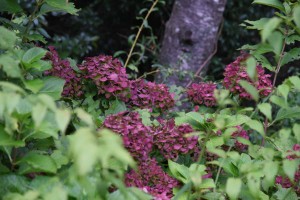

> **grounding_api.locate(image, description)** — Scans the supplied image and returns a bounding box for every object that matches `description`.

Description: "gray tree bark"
[156,0,226,87]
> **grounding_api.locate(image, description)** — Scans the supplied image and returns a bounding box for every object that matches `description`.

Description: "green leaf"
[293,6,300,29]
[275,107,300,122]
[274,186,298,200]
[0,54,21,78]
[0,26,17,50]
[0,174,29,194]
[39,77,65,100]
[270,95,287,108]
[239,80,259,101]
[283,159,298,181]
[258,103,272,121]
[288,76,300,90]
[277,84,290,101]
[0,0,22,13]
[24,79,45,93]
[263,161,278,190]
[75,108,94,127]
[226,178,241,200]
[242,18,270,30]
[22,47,47,65]
[32,103,47,128]
[246,120,265,136]
[41,0,80,15]
[267,31,283,55]
[55,109,71,134]
[253,0,285,12]
[0,130,25,147]
[246,57,257,81]
[293,124,300,142]
[18,152,57,174]
[168,160,190,183]
[50,150,68,169]
[261,17,282,42]
[105,100,127,116]
[281,48,300,67]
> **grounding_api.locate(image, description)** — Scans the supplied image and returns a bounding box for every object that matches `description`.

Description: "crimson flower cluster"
[187,82,217,107]
[129,79,175,111]
[276,144,300,195]
[223,54,272,99]
[103,112,153,161]
[231,126,250,151]
[153,119,198,160]
[44,46,83,98]
[79,55,130,101]
[125,158,179,200]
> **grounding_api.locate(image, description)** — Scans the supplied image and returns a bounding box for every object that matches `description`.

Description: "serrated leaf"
[293,6,300,29]
[281,48,300,67]
[0,0,22,13]
[283,159,298,181]
[39,77,65,100]
[19,152,57,174]
[261,17,282,42]
[0,26,17,50]
[258,103,272,121]
[239,80,259,101]
[253,0,285,12]
[0,54,21,78]
[243,18,270,30]
[275,107,300,122]
[42,0,80,15]
[226,178,241,200]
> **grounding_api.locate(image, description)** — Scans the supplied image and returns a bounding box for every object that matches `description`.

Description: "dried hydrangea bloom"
[79,55,130,101]
[125,158,179,199]
[153,119,198,160]
[103,112,153,161]
[223,54,272,99]
[187,82,217,107]
[129,79,175,112]
[44,46,83,98]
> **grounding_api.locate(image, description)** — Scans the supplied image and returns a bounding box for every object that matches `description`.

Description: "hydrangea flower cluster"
[187,82,217,107]
[276,144,300,195]
[153,119,198,160]
[125,158,179,199]
[223,54,272,99]
[103,112,153,161]
[231,126,250,151]
[129,79,175,111]
[79,55,130,101]
[44,46,83,98]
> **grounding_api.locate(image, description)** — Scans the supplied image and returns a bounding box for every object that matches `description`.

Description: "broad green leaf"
[293,124,300,142]
[288,76,300,90]
[0,26,17,50]
[199,178,215,189]
[41,0,80,15]
[246,120,265,136]
[69,128,99,175]
[0,54,21,78]
[258,103,272,121]
[32,103,47,128]
[283,159,298,181]
[26,60,52,71]
[253,0,285,12]
[105,100,127,116]
[0,128,24,147]
[246,57,257,81]
[247,172,264,198]
[275,107,300,122]
[75,108,94,127]
[39,77,65,100]
[261,17,282,42]
[50,150,68,169]
[55,109,71,134]
[270,95,287,108]
[206,137,224,149]
[267,31,283,55]
[26,33,47,44]
[0,175,29,194]
[0,82,26,94]
[277,84,289,101]
[226,178,241,200]
[263,161,278,190]
[281,48,300,67]
[0,0,22,13]
[274,186,298,200]
[242,18,270,30]
[24,79,44,93]
[168,160,190,183]
[44,185,68,200]
[109,188,152,200]
[18,152,57,174]
[239,80,259,101]
[293,6,300,29]
[225,114,251,127]
[22,47,47,65]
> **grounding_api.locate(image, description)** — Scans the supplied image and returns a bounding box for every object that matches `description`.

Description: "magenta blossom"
[223,54,272,99]
[187,82,217,107]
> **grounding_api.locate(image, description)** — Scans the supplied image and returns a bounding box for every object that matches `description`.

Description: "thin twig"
[137,69,160,80]
[124,0,159,68]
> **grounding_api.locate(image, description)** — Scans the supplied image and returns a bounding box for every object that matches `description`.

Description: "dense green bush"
[0,0,300,199]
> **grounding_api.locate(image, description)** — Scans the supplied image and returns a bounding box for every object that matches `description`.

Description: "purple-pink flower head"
[153,119,198,160]
[231,126,249,151]
[44,46,83,98]
[125,158,179,199]
[79,55,130,101]
[223,54,272,99]
[103,112,153,162]
[129,79,175,112]
[187,82,217,107]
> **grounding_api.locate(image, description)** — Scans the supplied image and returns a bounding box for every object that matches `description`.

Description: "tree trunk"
[156,0,226,87]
